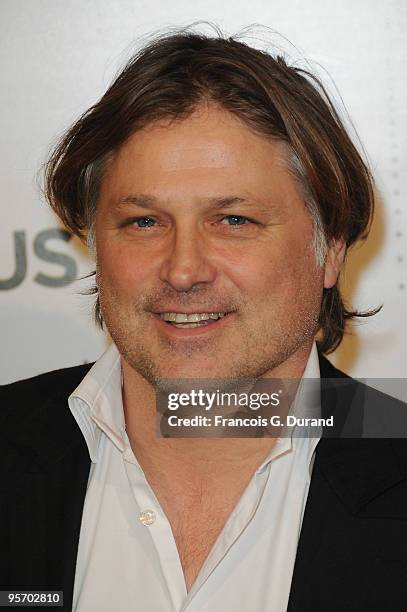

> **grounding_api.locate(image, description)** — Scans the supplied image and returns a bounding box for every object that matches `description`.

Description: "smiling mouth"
[158,311,231,328]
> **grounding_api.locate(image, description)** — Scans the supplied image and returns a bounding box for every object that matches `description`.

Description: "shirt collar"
[69,343,124,462]
[69,342,320,464]
[290,340,321,421]
[256,341,321,472]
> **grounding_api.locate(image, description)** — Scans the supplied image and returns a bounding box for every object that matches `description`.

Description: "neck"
[121,340,314,473]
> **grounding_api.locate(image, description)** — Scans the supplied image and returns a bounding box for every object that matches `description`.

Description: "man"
[1,30,407,612]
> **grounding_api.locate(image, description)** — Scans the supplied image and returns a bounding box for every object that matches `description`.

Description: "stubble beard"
[98,286,321,387]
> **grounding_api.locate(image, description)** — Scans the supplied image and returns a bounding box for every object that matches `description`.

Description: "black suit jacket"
[1,356,407,611]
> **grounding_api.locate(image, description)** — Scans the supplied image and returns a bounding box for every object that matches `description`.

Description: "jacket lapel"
[287,355,407,611]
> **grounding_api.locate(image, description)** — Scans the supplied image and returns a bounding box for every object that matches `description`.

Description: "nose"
[159,225,217,292]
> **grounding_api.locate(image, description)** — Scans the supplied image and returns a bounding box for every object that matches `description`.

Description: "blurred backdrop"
[1,0,406,383]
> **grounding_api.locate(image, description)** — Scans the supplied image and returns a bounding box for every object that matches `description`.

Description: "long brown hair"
[45,28,377,354]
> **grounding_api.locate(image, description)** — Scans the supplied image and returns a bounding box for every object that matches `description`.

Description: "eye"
[131,217,156,229]
[220,215,250,226]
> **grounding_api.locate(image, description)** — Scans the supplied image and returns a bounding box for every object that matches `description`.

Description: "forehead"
[99,104,302,208]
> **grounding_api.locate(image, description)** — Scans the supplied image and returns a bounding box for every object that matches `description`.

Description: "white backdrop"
[1,0,406,384]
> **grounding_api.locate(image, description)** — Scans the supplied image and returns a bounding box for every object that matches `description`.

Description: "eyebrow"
[115,194,248,210]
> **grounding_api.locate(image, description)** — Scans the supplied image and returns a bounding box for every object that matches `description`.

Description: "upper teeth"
[161,312,227,323]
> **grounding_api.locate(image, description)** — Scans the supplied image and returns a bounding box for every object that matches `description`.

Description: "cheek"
[97,242,154,295]
[223,238,320,297]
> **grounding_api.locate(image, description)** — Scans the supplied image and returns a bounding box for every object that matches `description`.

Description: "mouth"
[150,310,235,334]
[159,311,230,328]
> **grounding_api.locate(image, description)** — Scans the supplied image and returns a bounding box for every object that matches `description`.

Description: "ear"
[324,238,346,289]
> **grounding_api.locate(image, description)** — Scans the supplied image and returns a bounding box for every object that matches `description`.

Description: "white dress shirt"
[69,343,321,612]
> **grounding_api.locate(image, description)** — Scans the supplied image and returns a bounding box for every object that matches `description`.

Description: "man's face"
[95,104,340,383]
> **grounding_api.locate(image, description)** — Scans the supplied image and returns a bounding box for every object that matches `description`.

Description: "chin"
[158,361,222,381]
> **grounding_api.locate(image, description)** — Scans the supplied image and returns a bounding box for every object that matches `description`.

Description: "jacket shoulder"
[0,364,94,465]
[0,363,94,406]
[319,353,407,469]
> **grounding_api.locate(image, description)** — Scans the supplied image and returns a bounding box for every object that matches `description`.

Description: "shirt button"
[139,509,156,526]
